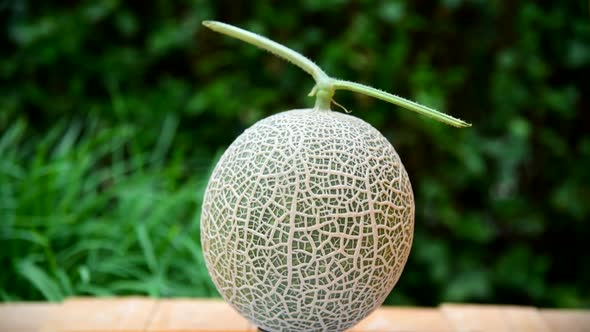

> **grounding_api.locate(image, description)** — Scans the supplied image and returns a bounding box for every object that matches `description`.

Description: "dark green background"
[2,1,589,307]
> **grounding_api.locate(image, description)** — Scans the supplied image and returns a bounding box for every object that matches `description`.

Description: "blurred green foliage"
[1,1,589,307]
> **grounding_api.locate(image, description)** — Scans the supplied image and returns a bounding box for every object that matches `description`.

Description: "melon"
[199,21,469,332]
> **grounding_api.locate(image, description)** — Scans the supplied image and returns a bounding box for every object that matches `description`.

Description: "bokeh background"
[2,1,589,307]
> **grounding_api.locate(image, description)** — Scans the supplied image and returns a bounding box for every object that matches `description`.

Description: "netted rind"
[201,109,414,332]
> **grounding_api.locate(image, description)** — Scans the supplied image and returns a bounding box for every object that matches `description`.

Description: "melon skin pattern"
[201,109,414,332]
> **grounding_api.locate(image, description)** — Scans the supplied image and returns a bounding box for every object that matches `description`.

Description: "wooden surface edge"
[1,298,589,332]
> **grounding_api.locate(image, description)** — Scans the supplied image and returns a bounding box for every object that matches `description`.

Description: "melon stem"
[313,81,335,111]
[202,20,471,127]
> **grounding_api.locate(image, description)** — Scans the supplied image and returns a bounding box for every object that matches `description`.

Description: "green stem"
[202,20,471,127]
[202,21,329,83]
[332,79,470,127]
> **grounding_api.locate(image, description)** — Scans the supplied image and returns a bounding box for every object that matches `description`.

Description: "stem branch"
[202,21,329,83]
[332,80,470,128]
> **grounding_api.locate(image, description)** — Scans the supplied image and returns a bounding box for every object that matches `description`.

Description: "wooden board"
[541,309,590,332]
[39,297,158,332]
[351,307,454,332]
[1,298,588,332]
[146,299,257,332]
[441,304,553,332]
[0,302,58,332]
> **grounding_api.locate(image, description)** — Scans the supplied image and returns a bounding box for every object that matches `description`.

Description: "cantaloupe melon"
[202,109,414,331]
[199,21,469,332]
